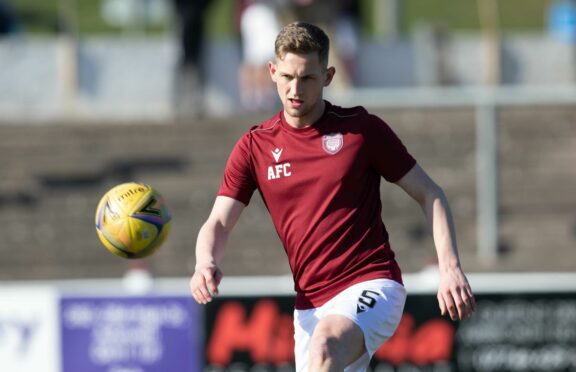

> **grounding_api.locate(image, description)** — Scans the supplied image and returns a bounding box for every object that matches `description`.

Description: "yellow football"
[95,182,171,259]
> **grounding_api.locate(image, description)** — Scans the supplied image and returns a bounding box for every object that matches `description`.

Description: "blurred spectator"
[331,1,360,85]
[234,0,360,109]
[0,1,21,36]
[171,0,212,119]
[237,0,281,113]
[279,0,360,88]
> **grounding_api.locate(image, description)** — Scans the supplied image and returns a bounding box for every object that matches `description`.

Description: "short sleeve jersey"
[218,101,417,309]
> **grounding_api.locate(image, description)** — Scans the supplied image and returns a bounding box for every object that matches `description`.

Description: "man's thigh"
[294,279,407,371]
[310,314,366,367]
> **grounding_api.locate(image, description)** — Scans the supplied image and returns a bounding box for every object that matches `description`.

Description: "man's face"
[269,52,334,128]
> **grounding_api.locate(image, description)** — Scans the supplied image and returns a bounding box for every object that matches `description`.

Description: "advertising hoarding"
[202,292,576,372]
[0,287,60,372]
[60,295,202,372]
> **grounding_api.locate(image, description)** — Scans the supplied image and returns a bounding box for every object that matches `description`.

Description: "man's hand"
[190,264,223,304]
[437,267,476,321]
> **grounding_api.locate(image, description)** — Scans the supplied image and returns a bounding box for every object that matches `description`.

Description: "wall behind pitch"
[2,277,576,372]
[0,36,575,121]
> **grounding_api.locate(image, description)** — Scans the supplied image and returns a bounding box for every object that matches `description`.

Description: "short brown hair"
[274,22,330,67]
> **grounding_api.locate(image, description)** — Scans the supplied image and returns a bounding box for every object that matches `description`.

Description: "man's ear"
[268,61,278,83]
[324,66,336,87]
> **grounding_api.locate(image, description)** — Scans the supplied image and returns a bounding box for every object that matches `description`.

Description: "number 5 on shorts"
[357,290,379,313]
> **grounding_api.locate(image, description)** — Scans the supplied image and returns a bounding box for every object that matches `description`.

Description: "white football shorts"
[293,278,406,372]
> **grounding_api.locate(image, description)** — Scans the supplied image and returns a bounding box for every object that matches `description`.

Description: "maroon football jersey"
[218,101,416,309]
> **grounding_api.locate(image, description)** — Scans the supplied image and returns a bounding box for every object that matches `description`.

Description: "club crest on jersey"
[322,133,343,155]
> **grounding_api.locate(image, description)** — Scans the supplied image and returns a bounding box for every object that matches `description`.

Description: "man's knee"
[309,334,344,369]
[308,316,366,370]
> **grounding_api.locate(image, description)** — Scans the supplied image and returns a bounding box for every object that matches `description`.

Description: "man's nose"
[291,78,303,95]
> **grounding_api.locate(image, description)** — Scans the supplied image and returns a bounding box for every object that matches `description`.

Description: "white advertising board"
[0,286,60,372]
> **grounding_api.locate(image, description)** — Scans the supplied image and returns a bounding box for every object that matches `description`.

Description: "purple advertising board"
[60,295,202,372]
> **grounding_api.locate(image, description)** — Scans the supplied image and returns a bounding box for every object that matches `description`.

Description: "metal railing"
[328,85,576,263]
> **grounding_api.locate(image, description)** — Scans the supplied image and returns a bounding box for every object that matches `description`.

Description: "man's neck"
[284,100,326,129]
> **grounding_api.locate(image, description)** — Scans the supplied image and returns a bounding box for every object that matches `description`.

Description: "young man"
[190,22,476,371]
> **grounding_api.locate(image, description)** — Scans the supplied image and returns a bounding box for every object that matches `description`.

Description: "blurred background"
[0,0,575,371]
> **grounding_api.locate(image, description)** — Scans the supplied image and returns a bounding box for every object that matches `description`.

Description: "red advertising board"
[202,293,576,371]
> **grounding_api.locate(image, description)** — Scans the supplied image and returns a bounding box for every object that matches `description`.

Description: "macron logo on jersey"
[272,148,283,162]
[268,147,291,180]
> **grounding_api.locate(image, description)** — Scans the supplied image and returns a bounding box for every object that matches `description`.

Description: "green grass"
[498,0,554,31]
[8,0,557,36]
[400,0,554,34]
[9,0,233,36]
[362,0,554,37]
[10,0,60,34]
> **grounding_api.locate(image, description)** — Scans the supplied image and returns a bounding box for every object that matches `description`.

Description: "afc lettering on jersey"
[267,163,292,180]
